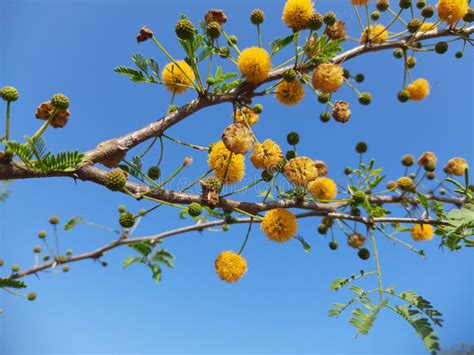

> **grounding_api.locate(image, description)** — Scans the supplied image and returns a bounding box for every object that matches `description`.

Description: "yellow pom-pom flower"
[275,80,305,106]
[405,78,430,101]
[420,22,437,32]
[312,63,345,94]
[437,0,468,25]
[237,47,272,85]
[411,224,434,241]
[444,157,468,176]
[282,0,315,31]
[215,251,247,283]
[261,208,298,243]
[233,107,260,126]
[360,24,388,44]
[162,60,195,94]
[208,141,245,185]
[284,157,319,187]
[352,0,371,5]
[308,177,337,201]
[250,139,284,172]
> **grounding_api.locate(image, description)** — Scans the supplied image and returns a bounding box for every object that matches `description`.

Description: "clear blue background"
[1,0,473,354]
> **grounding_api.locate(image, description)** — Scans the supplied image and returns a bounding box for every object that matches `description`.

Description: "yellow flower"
[360,24,388,44]
[215,251,247,283]
[162,60,195,94]
[312,63,344,94]
[282,0,315,31]
[352,0,370,5]
[444,157,468,176]
[233,107,260,126]
[405,78,430,101]
[261,208,298,243]
[275,80,305,106]
[420,22,437,32]
[222,123,254,155]
[284,157,319,186]
[411,224,434,241]
[437,0,468,25]
[308,177,337,201]
[237,47,272,85]
[208,141,245,185]
[418,151,437,167]
[250,139,284,172]
[397,176,415,192]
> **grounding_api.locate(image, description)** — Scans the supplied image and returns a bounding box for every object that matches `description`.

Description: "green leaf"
[350,300,388,336]
[114,66,143,77]
[64,217,84,231]
[0,278,26,289]
[295,234,311,252]
[123,256,143,268]
[392,305,441,353]
[270,34,295,54]
[329,271,376,291]
[129,241,155,257]
[132,53,148,73]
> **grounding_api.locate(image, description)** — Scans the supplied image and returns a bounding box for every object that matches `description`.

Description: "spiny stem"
[162,134,209,151]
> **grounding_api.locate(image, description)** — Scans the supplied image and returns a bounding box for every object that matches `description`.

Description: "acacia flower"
[233,107,260,126]
[208,141,245,184]
[275,80,305,106]
[215,251,247,282]
[418,151,437,167]
[360,24,388,44]
[444,157,468,176]
[261,208,298,243]
[437,0,468,24]
[284,156,319,186]
[222,123,254,155]
[237,47,272,85]
[352,0,370,5]
[312,63,344,94]
[397,176,415,192]
[420,22,438,31]
[405,78,430,101]
[250,139,284,172]
[308,177,337,201]
[347,233,366,248]
[162,60,195,94]
[411,224,434,241]
[282,0,315,31]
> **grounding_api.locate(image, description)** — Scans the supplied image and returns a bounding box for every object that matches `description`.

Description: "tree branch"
[9,212,451,280]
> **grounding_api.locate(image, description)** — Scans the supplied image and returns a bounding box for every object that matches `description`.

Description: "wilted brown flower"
[205,9,227,25]
[35,101,71,128]
[332,100,351,123]
[136,26,153,43]
[222,123,254,155]
[325,20,346,40]
[314,160,328,176]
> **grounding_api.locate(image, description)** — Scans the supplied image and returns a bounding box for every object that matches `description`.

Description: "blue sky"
[1,0,473,354]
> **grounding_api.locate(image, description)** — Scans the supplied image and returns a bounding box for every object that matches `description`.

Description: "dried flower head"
[222,123,254,155]
[250,139,284,172]
[312,63,344,93]
[284,156,319,186]
[332,100,351,123]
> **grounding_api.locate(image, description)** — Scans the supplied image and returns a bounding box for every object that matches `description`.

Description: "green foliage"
[2,137,85,173]
[329,270,376,291]
[114,54,161,83]
[270,34,296,55]
[0,278,26,289]
[295,234,311,252]
[438,205,474,250]
[123,241,175,282]
[64,217,84,231]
